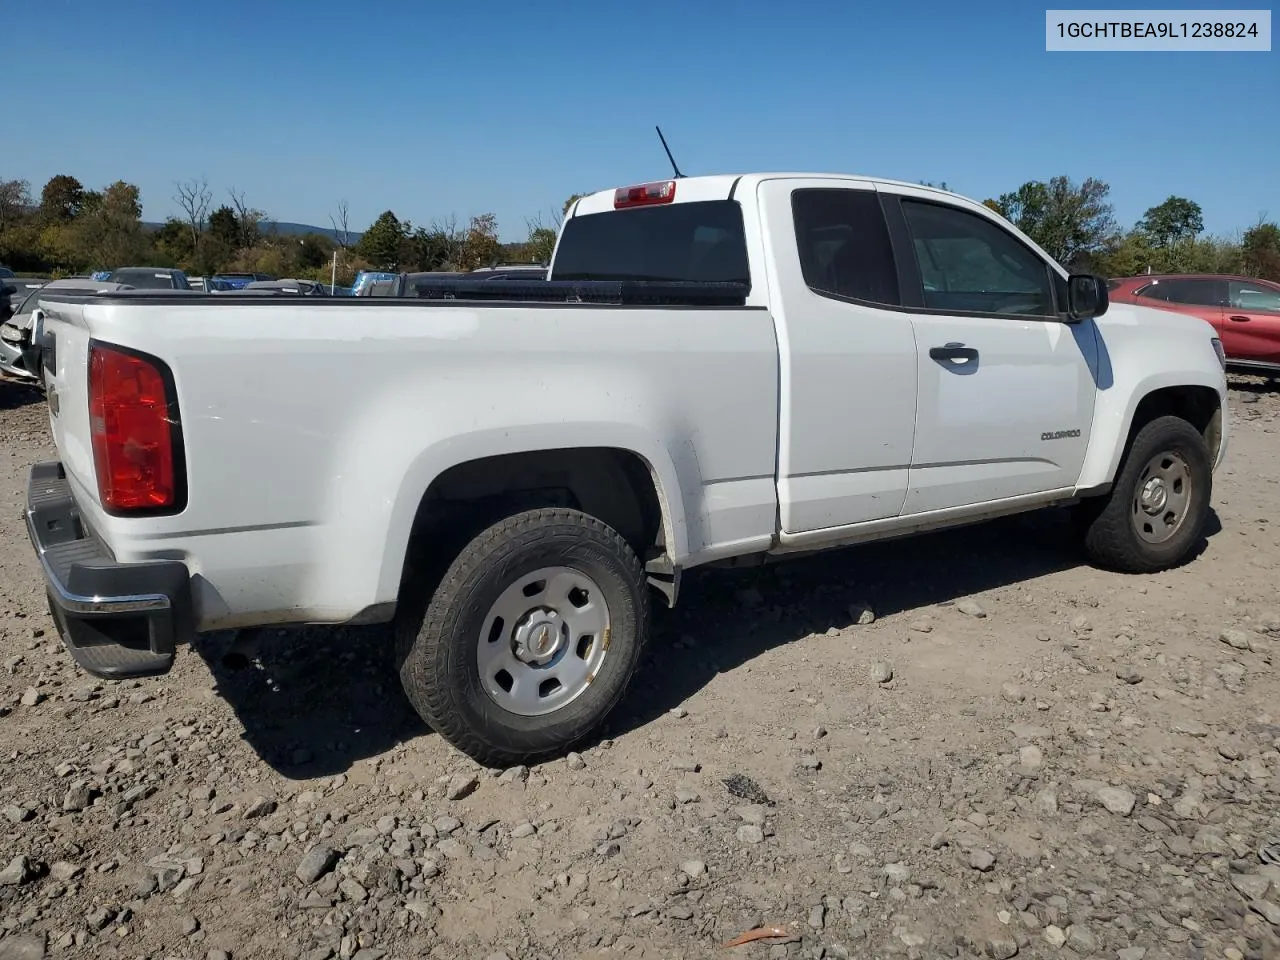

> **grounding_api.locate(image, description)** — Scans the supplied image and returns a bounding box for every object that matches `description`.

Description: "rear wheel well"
[402,447,667,592]
[1128,386,1221,456]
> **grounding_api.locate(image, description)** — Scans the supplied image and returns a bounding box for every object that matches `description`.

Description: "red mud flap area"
[24,461,193,680]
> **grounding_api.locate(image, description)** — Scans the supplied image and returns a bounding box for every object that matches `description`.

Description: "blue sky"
[7,0,1277,239]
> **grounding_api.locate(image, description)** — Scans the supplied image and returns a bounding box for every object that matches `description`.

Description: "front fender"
[1075,305,1227,492]
[1077,367,1227,492]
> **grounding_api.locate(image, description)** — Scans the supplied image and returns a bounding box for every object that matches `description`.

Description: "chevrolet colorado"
[24,173,1228,766]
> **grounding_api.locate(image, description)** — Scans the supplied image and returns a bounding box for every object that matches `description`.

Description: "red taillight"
[88,343,180,512]
[613,180,676,208]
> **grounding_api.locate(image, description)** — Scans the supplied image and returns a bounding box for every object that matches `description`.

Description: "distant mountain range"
[142,221,363,243]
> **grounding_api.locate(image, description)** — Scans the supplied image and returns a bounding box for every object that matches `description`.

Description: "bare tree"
[227,187,265,248]
[173,177,212,255]
[330,199,352,250]
[430,214,464,269]
[524,212,559,265]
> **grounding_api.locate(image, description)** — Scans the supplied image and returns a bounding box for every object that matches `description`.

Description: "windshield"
[552,200,750,285]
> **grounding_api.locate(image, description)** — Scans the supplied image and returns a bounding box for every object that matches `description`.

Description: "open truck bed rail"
[38,279,752,309]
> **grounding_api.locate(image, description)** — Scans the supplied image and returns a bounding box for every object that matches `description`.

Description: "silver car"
[0,279,133,380]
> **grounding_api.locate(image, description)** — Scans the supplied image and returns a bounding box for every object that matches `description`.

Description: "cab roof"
[568,173,966,218]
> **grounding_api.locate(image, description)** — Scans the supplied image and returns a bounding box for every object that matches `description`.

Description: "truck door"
[881,186,1098,515]
[1224,278,1280,369]
[759,179,918,533]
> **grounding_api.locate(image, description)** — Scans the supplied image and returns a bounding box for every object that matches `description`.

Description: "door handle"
[929,343,979,364]
[1228,315,1251,322]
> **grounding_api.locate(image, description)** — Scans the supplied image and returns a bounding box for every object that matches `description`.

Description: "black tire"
[396,507,649,768]
[1080,415,1212,573]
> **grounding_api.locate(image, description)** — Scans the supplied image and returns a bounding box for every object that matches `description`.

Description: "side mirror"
[1066,274,1109,321]
[0,284,15,297]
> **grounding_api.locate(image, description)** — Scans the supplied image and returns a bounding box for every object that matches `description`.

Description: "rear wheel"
[1079,415,1212,573]
[396,507,648,768]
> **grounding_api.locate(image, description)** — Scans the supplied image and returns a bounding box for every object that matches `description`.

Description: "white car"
[25,172,1228,766]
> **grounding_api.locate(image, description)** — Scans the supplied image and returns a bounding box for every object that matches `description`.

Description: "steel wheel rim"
[476,566,611,717]
[1131,450,1192,545]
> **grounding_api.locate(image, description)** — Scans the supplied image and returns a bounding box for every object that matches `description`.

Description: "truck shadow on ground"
[190,506,1222,777]
[604,506,1222,743]
[190,625,425,780]
[0,381,44,411]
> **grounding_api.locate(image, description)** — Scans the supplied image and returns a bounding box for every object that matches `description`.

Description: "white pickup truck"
[25,173,1228,766]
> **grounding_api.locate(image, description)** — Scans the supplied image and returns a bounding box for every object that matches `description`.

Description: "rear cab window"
[551,200,750,286]
[791,188,900,305]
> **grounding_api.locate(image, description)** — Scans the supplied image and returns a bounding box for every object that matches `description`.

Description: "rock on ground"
[1096,786,1137,816]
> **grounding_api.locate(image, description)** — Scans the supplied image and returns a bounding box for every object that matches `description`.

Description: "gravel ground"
[2,376,1280,960]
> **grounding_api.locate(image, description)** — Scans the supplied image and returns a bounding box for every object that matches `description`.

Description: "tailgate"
[36,299,102,511]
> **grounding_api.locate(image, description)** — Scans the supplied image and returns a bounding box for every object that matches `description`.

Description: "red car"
[1108,274,1280,377]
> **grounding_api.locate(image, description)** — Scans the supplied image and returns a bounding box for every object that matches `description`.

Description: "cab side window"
[900,199,1056,318]
[1136,278,1226,306]
[1229,280,1280,313]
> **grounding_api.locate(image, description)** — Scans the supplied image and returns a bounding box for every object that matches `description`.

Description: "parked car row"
[354,263,549,297]
[1,260,552,376]
[86,268,284,290]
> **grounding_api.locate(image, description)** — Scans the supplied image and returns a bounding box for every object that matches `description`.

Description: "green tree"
[36,222,77,272]
[1242,221,1280,281]
[208,205,240,251]
[103,180,142,219]
[1161,235,1241,275]
[356,210,406,269]
[526,227,557,264]
[521,210,559,265]
[79,189,103,215]
[459,213,501,270]
[153,217,195,266]
[1091,230,1156,277]
[992,176,1117,267]
[71,180,149,269]
[1092,228,1246,279]
[296,233,335,271]
[1137,196,1204,249]
[562,194,585,215]
[39,175,85,221]
[193,205,243,274]
[402,220,463,272]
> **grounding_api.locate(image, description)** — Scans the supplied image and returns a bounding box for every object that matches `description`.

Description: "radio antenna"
[655,125,686,179]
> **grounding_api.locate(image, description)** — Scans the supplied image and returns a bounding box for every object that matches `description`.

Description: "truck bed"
[34,288,781,631]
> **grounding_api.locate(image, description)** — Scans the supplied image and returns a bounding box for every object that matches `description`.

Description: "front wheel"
[396,508,649,768]
[1079,415,1212,573]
